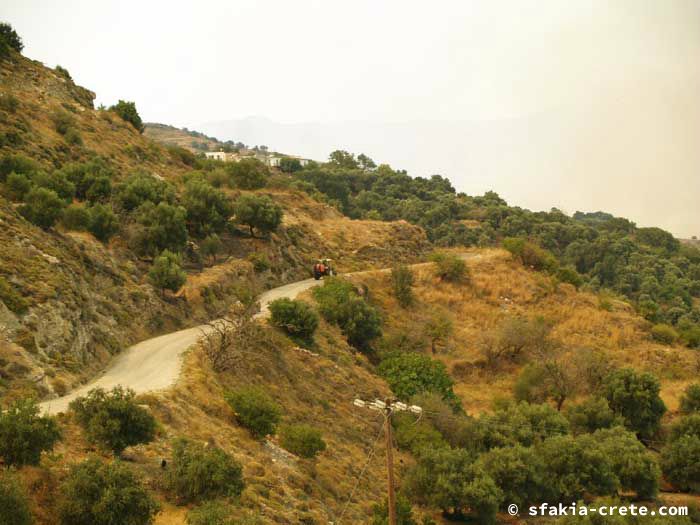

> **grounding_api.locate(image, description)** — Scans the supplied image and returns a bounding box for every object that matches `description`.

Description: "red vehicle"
[313,258,335,280]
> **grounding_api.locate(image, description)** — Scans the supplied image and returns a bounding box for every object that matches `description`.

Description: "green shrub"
[651,323,679,344]
[391,264,414,307]
[183,179,232,236]
[58,458,159,525]
[279,157,302,173]
[69,386,156,455]
[55,65,72,81]
[603,368,666,439]
[0,276,29,314]
[227,158,269,189]
[477,401,569,449]
[32,170,75,202]
[565,397,623,435]
[279,424,326,458]
[0,471,32,525]
[429,252,468,282]
[268,298,319,340]
[371,494,419,525]
[312,278,381,350]
[200,234,222,264]
[62,203,91,231]
[393,412,448,456]
[225,386,281,438]
[0,154,39,182]
[680,325,700,349]
[556,266,583,288]
[378,352,460,409]
[116,171,175,211]
[167,438,244,503]
[187,501,236,525]
[0,22,23,54]
[0,92,19,113]
[503,237,558,272]
[51,109,76,135]
[19,187,66,229]
[233,194,282,237]
[148,250,187,294]
[64,127,83,146]
[133,202,188,257]
[662,435,700,492]
[88,203,119,242]
[5,172,32,200]
[680,384,700,415]
[0,398,60,467]
[109,100,144,132]
[247,252,270,272]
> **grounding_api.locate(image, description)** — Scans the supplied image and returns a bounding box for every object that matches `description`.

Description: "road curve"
[39,253,481,415]
[40,277,322,415]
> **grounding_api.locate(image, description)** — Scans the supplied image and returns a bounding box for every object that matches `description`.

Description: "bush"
[183,179,232,236]
[680,384,700,414]
[279,157,302,173]
[32,170,75,202]
[268,298,319,340]
[393,413,448,455]
[200,233,222,264]
[148,250,187,294]
[167,438,244,503]
[371,494,419,525]
[556,266,583,288]
[225,386,281,438]
[0,398,61,466]
[0,154,39,182]
[378,352,460,409]
[247,252,270,272]
[0,92,19,113]
[312,278,381,351]
[227,158,269,189]
[603,368,666,439]
[565,397,623,435]
[116,171,175,211]
[64,127,83,146]
[651,323,679,345]
[404,447,502,524]
[187,501,237,525]
[669,414,700,442]
[0,276,29,314]
[51,109,76,135]
[502,237,558,272]
[58,458,159,525]
[109,100,144,132]
[88,203,119,242]
[69,386,156,455]
[279,424,326,458]
[5,172,32,200]
[19,187,66,229]
[429,252,469,282]
[0,471,32,525]
[662,435,700,492]
[62,203,91,231]
[391,264,414,307]
[233,194,282,237]
[477,401,569,449]
[133,202,188,257]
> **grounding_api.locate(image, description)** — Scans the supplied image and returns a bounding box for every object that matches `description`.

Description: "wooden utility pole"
[352,398,423,525]
[384,400,397,525]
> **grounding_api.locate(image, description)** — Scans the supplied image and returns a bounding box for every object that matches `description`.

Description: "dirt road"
[39,277,322,415]
[39,253,482,415]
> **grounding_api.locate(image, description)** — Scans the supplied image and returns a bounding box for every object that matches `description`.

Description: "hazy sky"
[5,1,700,236]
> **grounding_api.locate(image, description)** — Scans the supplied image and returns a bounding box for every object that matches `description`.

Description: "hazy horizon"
[5,0,700,236]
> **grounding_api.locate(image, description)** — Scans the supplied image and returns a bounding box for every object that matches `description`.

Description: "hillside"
[143,123,242,154]
[2,24,700,525]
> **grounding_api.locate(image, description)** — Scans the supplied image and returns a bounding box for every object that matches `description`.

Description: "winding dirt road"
[39,253,481,415]
[39,277,322,415]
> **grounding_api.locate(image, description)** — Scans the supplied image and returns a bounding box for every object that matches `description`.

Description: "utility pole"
[353,398,423,525]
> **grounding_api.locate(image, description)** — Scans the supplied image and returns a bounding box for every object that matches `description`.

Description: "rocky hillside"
[0,52,428,402]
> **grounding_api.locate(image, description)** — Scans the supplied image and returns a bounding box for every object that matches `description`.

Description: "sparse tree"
[183,179,232,236]
[109,100,144,133]
[680,384,700,415]
[148,250,187,295]
[200,303,263,372]
[424,312,452,354]
[200,233,222,265]
[233,194,283,237]
[0,22,24,55]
